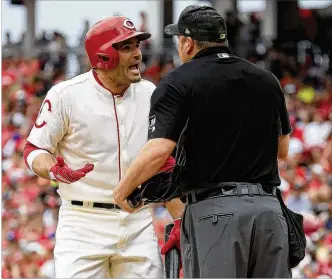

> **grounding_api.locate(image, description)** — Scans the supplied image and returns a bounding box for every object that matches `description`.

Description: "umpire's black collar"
[192,45,234,60]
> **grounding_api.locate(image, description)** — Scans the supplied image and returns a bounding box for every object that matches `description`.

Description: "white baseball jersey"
[27,70,155,203]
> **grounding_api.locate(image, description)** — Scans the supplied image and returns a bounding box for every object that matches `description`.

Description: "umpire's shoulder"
[156,65,188,87]
[168,63,191,80]
[150,67,188,107]
[240,58,281,88]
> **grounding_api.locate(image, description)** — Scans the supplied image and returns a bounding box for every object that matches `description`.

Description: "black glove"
[127,137,188,209]
[127,165,183,208]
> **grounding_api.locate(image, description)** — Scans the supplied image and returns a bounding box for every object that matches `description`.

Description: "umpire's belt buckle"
[238,182,249,196]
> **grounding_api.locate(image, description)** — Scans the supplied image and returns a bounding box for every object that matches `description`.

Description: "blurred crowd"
[276,57,332,278]
[2,11,332,279]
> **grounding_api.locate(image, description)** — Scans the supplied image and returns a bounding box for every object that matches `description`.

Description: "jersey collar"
[91,70,132,99]
[192,46,234,60]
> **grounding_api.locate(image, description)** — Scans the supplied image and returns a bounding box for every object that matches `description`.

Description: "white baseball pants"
[54,199,165,278]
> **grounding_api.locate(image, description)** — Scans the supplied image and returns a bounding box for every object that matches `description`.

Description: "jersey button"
[117,236,127,249]
[117,240,125,249]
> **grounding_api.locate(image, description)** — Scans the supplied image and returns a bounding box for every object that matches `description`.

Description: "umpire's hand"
[114,188,141,213]
[118,156,177,212]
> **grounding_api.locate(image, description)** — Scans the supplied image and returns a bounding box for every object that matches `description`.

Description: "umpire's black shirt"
[148,46,291,192]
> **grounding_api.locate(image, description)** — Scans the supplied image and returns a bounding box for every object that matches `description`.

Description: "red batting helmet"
[85,16,151,70]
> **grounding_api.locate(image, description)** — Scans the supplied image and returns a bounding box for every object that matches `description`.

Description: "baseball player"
[23,16,166,278]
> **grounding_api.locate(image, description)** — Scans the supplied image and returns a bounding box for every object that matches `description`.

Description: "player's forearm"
[31,153,56,179]
[24,142,56,180]
[165,198,185,220]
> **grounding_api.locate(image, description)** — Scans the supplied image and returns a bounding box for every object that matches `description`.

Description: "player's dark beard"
[111,64,141,87]
[104,74,129,94]
[123,63,141,84]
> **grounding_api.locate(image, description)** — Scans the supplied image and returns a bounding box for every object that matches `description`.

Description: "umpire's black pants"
[180,188,291,278]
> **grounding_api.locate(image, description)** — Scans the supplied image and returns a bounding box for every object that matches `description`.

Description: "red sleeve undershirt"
[23,141,47,167]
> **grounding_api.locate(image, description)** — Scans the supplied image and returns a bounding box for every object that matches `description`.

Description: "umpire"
[114,5,293,278]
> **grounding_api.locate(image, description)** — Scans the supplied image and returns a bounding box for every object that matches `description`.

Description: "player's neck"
[93,70,129,96]
[105,82,129,96]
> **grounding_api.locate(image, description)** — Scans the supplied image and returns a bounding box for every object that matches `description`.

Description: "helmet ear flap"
[97,53,110,62]
[95,43,119,69]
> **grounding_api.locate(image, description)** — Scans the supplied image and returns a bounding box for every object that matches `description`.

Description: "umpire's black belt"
[185,182,277,205]
[71,200,121,210]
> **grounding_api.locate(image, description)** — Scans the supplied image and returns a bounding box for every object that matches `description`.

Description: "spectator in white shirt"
[304,109,332,148]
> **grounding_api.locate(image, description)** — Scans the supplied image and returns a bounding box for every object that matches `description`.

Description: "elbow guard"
[23,142,51,174]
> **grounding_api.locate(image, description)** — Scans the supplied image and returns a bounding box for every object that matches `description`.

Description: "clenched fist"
[49,156,94,184]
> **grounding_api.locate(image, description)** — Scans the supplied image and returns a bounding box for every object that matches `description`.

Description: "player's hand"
[161,218,181,254]
[49,156,94,184]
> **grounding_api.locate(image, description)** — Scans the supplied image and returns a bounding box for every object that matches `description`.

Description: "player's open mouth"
[129,63,139,75]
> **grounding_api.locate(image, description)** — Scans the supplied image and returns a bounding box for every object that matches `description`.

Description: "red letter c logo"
[35,100,52,128]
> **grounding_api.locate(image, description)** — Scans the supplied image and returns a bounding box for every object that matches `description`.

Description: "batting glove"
[49,156,94,184]
[161,218,181,254]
